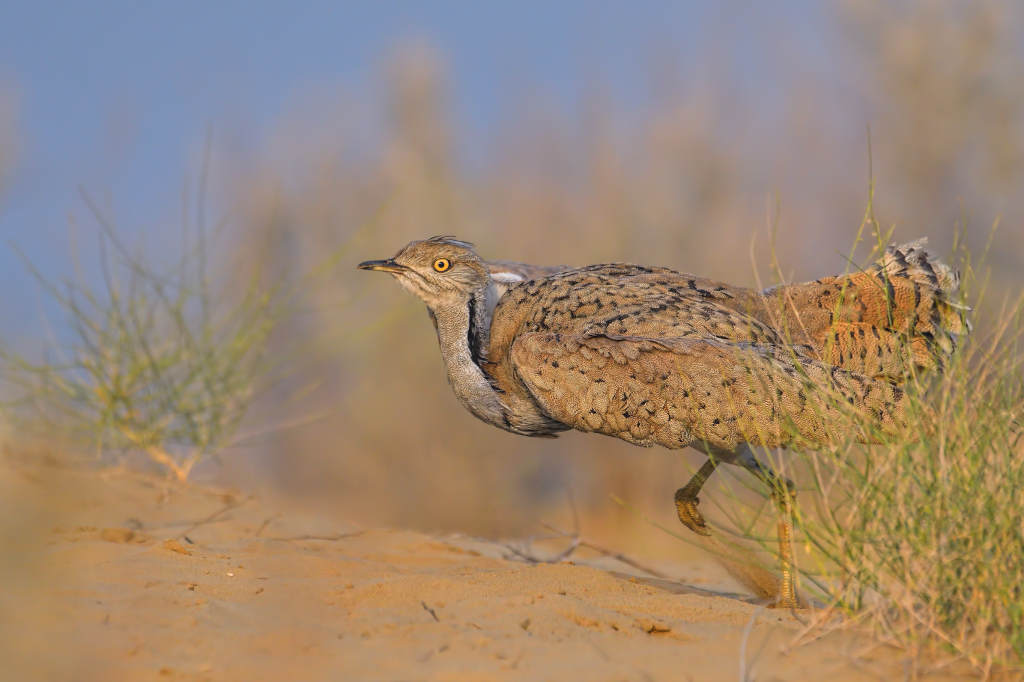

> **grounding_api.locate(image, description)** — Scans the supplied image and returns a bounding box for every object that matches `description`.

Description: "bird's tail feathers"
[859,238,970,366]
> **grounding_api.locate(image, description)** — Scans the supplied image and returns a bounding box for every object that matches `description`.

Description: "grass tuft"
[717,200,1024,675]
[795,293,1024,672]
[0,190,308,481]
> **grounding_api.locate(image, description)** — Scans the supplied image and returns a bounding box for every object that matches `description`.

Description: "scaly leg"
[736,450,800,609]
[674,457,719,537]
[772,489,799,609]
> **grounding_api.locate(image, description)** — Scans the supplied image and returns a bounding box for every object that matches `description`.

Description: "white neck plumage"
[429,288,511,431]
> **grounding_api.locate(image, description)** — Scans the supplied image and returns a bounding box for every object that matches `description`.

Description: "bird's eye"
[433,258,451,272]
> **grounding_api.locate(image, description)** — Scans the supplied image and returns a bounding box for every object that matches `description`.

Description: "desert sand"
[2,459,972,682]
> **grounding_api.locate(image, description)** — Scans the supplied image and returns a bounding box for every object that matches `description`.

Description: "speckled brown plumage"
[483,240,963,446]
[750,239,967,379]
[507,334,910,452]
[360,236,964,607]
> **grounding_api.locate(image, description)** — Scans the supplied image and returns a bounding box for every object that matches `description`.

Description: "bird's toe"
[674,493,712,537]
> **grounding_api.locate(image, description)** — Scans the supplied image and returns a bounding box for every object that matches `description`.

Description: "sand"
[1,460,972,681]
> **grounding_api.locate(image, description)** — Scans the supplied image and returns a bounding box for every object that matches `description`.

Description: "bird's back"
[483,264,782,427]
[483,242,965,430]
[487,263,779,355]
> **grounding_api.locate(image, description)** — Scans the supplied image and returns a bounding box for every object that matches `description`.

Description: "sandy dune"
[2,461,968,681]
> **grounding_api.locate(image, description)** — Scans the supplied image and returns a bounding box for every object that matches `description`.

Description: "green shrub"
[0,192,310,481]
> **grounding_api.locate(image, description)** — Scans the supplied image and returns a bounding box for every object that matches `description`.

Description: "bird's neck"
[430,292,509,430]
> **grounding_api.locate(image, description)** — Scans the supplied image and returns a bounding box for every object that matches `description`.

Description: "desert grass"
[793,297,1024,675]
[696,208,1024,676]
[0,173,349,481]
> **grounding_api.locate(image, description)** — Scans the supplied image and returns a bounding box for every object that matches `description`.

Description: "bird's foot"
[767,591,801,610]
[674,490,712,537]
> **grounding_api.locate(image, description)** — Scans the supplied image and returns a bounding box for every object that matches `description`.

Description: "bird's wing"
[510,333,916,451]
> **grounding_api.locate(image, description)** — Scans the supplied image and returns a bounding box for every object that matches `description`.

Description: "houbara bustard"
[359,236,965,607]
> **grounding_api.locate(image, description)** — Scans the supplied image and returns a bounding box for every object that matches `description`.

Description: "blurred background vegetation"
[1,0,1022,555]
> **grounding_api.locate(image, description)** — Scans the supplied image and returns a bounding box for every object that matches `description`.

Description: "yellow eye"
[433,258,451,272]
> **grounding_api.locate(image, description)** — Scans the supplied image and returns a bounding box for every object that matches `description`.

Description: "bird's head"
[358,236,491,310]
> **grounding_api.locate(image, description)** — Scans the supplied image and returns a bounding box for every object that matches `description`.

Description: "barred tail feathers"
[758,238,970,378]
[867,238,970,339]
[847,238,970,372]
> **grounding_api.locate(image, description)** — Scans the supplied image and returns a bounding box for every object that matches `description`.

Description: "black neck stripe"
[467,295,484,367]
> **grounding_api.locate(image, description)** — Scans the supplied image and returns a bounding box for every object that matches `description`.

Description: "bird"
[358,236,965,607]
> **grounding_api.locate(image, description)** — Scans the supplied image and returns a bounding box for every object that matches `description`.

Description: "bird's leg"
[738,451,800,609]
[674,457,719,537]
[772,488,799,609]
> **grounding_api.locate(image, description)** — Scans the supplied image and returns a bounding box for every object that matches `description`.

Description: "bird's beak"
[357,259,408,274]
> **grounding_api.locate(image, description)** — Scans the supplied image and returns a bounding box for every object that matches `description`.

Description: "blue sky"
[0,1,831,331]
